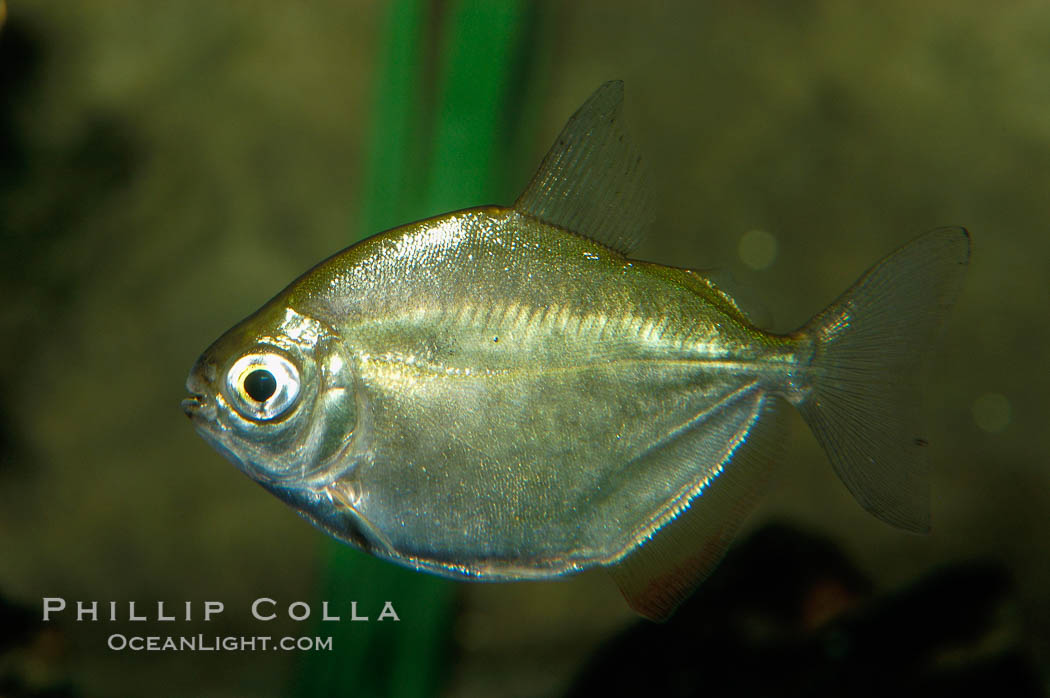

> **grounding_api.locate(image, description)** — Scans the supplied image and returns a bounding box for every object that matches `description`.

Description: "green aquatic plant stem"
[294,1,539,696]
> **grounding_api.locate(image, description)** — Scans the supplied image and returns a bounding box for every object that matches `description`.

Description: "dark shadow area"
[567,523,1045,698]
[0,589,78,697]
[0,18,139,476]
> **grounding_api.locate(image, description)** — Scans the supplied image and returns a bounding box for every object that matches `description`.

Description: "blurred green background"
[0,1,1047,696]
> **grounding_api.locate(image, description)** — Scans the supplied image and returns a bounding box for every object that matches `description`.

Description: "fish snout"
[181,393,215,420]
[183,356,219,421]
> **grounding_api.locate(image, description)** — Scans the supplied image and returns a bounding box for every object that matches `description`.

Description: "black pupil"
[243,369,277,402]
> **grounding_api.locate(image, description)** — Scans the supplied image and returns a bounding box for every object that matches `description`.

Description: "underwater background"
[0,1,1047,696]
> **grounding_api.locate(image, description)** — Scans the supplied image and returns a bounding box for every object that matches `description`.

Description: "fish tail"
[791,227,970,532]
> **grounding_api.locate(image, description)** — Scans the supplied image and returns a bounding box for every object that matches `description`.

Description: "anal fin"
[608,395,786,621]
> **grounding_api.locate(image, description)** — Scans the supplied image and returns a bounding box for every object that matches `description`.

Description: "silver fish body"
[184,83,969,618]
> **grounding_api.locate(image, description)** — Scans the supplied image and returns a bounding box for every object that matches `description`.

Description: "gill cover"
[191,303,363,488]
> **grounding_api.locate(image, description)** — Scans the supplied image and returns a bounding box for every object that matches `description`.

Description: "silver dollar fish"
[183,82,969,619]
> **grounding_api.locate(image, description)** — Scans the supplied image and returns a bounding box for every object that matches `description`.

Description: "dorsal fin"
[514,81,654,256]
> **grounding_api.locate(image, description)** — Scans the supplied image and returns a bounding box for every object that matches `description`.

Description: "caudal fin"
[794,228,971,532]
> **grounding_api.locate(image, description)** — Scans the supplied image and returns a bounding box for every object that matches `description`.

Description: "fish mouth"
[182,393,220,426]
[181,393,209,418]
[183,369,217,421]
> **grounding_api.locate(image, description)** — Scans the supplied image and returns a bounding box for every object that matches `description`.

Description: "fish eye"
[243,369,277,402]
[225,352,301,421]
